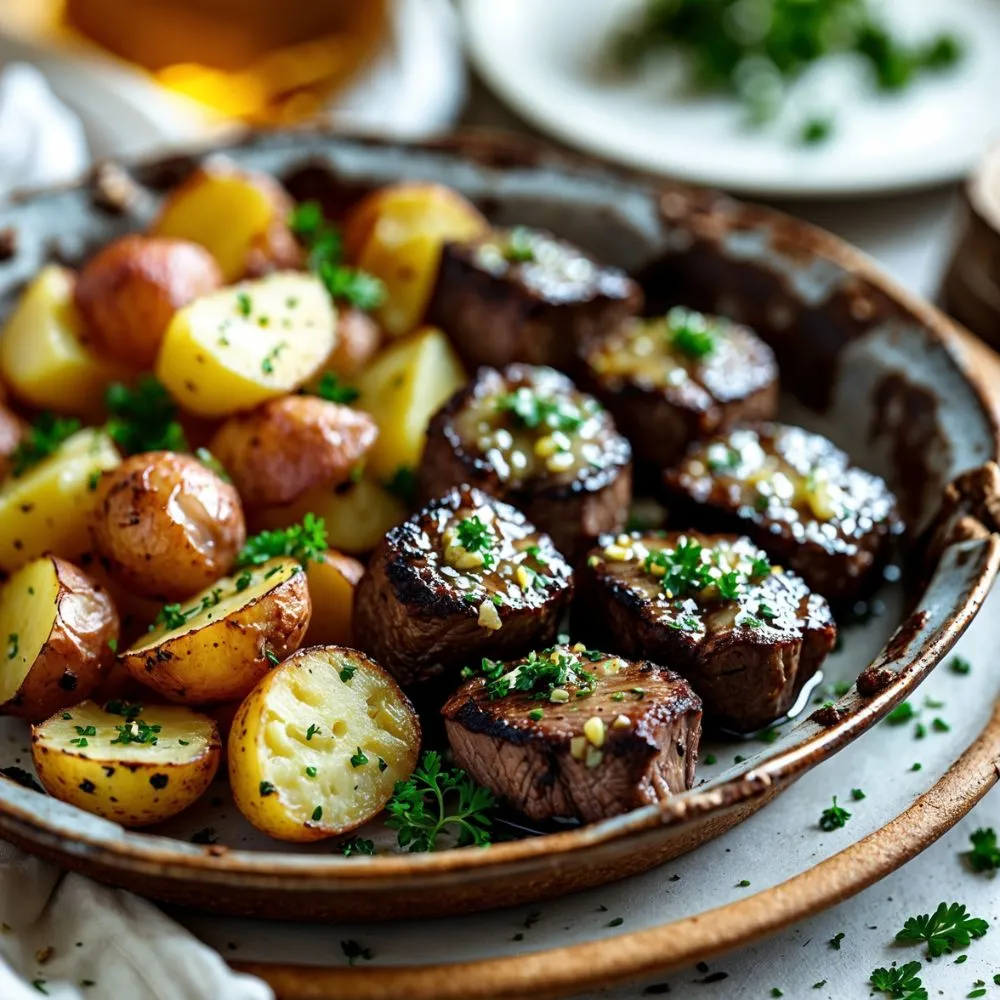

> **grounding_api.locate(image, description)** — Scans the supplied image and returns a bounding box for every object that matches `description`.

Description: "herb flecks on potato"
[32,700,220,827]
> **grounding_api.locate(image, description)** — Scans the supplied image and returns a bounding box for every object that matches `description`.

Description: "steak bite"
[578,531,836,732]
[579,308,778,469]
[419,364,632,560]
[442,644,702,823]
[426,226,642,372]
[661,423,902,603]
[353,485,573,690]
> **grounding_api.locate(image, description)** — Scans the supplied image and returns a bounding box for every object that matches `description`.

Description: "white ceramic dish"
[463,0,1000,198]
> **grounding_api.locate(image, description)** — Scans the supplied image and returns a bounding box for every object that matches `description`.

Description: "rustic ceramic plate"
[0,130,998,923]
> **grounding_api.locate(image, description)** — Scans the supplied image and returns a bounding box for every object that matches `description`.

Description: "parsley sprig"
[465,647,598,701]
[965,828,1000,873]
[236,513,328,568]
[455,516,497,568]
[313,371,360,405]
[819,796,851,831]
[869,961,927,1000]
[495,387,584,434]
[289,200,386,311]
[895,902,989,958]
[104,377,188,455]
[385,751,495,852]
[11,412,81,477]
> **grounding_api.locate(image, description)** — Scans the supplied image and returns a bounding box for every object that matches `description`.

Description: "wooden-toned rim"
[235,689,1000,1000]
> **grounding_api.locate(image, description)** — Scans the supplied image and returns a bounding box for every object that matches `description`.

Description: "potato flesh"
[156,272,335,417]
[303,551,364,647]
[128,557,301,653]
[355,326,466,480]
[0,266,127,419]
[0,558,61,705]
[256,649,417,831]
[0,429,121,572]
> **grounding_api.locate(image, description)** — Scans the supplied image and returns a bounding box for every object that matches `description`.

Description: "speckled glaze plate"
[0,130,999,925]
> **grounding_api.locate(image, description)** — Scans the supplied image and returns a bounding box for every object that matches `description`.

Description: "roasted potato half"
[75,234,223,368]
[229,646,420,842]
[252,476,408,556]
[0,265,128,420]
[156,272,336,418]
[344,183,488,336]
[209,396,378,508]
[91,451,246,601]
[304,550,365,647]
[150,163,301,282]
[0,428,121,573]
[0,557,119,720]
[32,700,221,827]
[121,557,311,704]
[354,326,466,481]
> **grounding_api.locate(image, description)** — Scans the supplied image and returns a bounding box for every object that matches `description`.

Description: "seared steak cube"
[578,531,836,731]
[419,364,632,560]
[442,644,701,823]
[661,423,902,602]
[427,226,642,372]
[353,485,573,689]
[580,308,778,469]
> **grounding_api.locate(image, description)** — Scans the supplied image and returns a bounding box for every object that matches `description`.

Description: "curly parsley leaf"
[236,513,327,568]
[818,796,851,831]
[896,902,989,958]
[869,961,927,1000]
[12,412,81,476]
[965,828,1000,873]
[104,377,188,455]
[385,750,495,852]
[312,371,360,405]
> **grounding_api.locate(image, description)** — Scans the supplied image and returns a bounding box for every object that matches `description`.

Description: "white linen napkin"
[0,842,273,1000]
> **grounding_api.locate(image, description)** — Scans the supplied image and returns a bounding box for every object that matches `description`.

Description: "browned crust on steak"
[427,227,642,372]
[579,315,778,468]
[661,423,902,603]
[442,649,701,822]
[577,531,836,732]
[352,485,573,689]
[419,364,632,560]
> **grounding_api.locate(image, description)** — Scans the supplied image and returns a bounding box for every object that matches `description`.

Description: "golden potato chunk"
[304,550,365,647]
[32,700,220,827]
[150,163,301,282]
[0,428,121,573]
[229,646,420,842]
[344,183,488,336]
[75,234,223,368]
[0,557,119,720]
[210,396,378,508]
[121,557,311,704]
[0,265,128,420]
[155,272,336,418]
[91,451,245,601]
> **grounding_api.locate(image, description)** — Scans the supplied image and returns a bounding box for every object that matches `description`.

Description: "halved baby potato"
[120,557,311,704]
[0,265,128,420]
[32,700,221,827]
[0,557,119,720]
[0,428,121,573]
[155,271,336,418]
[150,163,302,282]
[228,646,420,842]
[304,549,365,647]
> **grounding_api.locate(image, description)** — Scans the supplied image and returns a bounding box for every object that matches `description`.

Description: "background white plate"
[463,0,1000,198]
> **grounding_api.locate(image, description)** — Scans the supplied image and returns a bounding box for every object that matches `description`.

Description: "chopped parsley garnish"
[305,724,320,741]
[455,515,497,568]
[104,377,188,455]
[12,413,81,477]
[260,342,285,375]
[495,387,585,434]
[869,961,926,1000]
[818,796,850,831]
[504,227,536,263]
[851,788,866,801]
[340,939,373,966]
[886,701,916,725]
[237,513,327,567]
[965,828,1000,873]
[152,588,223,633]
[74,726,97,737]
[194,448,230,482]
[259,781,276,797]
[104,700,143,719]
[383,466,417,505]
[304,766,317,778]
[339,664,357,683]
[475,648,596,701]
[338,837,375,857]
[235,291,252,317]
[264,649,280,666]
[313,371,360,405]
[350,747,369,768]
[528,708,544,721]
[800,116,834,145]
[385,750,495,851]
[829,932,845,950]
[896,902,989,958]
[666,306,718,359]
[950,656,972,675]
[312,805,323,822]
[110,719,161,746]
[234,571,253,592]
[289,199,386,310]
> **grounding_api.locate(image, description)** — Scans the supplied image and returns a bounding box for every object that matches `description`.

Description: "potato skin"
[304,549,365,647]
[75,235,223,368]
[0,557,119,721]
[324,308,383,377]
[91,451,246,600]
[210,396,379,508]
[0,401,24,480]
[120,560,311,704]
